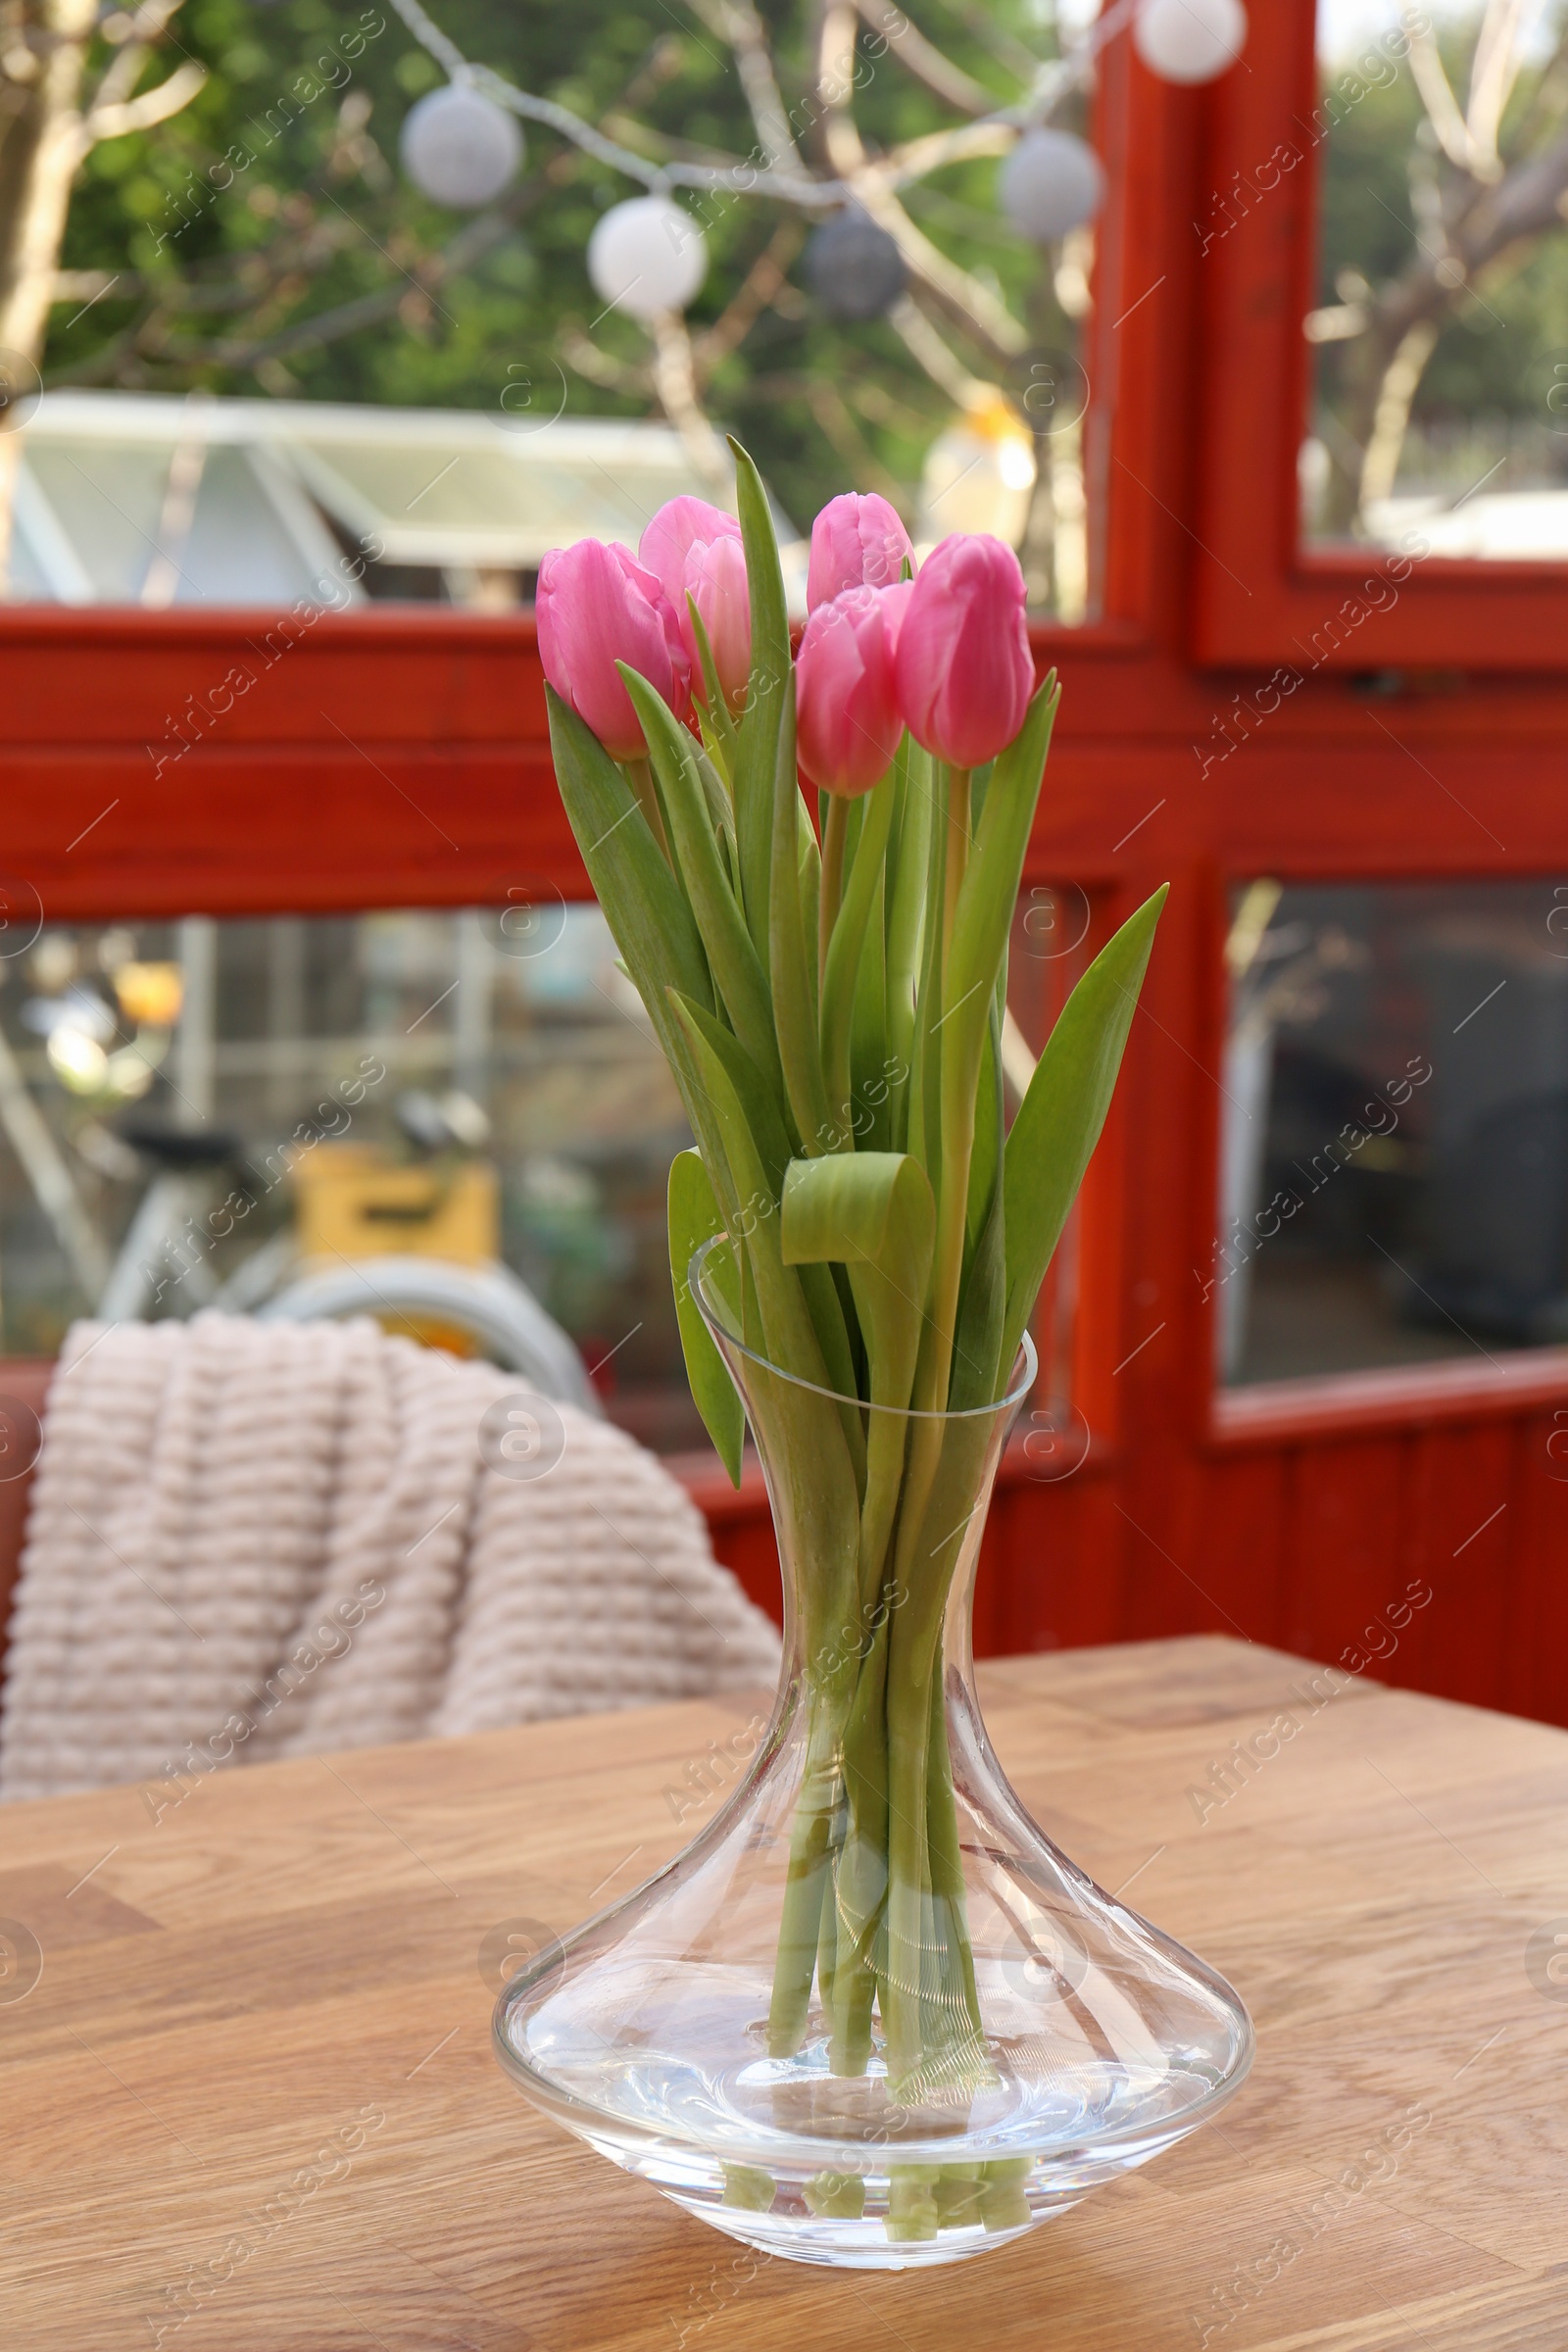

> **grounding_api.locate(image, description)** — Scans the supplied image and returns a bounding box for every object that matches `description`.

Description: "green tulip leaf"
[671,988,860,1409]
[731,440,790,967]
[618,664,781,1104]
[780,1151,934,1417]
[769,689,834,1153]
[544,685,712,1064]
[1001,883,1169,1370]
[780,1148,935,1603]
[668,1149,745,1487]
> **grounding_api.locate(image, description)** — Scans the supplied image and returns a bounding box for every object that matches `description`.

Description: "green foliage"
[47,0,1076,525]
[1316,28,1568,445]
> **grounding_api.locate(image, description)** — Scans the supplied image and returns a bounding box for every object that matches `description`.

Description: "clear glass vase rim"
[690,1231,1039,1422]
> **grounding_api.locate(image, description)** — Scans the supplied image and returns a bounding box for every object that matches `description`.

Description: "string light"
[999,128,1104,245]
[400,80,524,209]
[1134,0,1248,86]
[587,195,709,321]
[804,212,906,321]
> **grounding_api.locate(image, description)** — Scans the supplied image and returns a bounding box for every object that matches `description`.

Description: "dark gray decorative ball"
[805,212,906,323]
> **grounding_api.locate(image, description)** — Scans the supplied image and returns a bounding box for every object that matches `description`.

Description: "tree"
[1314,1,1568,535]
[0,0,205,573]
[4,0,1102,607]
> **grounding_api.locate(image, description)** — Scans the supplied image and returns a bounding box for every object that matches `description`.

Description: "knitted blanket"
[0,1312,779,1801]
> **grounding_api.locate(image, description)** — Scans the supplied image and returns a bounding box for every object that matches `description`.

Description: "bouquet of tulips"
[538,445,1164,2103]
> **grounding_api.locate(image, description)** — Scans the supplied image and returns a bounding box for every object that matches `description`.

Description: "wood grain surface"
[2,1636,1565,2350]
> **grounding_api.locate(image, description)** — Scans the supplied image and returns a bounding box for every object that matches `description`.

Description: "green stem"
[916,766,977,1421]
[828,1591,895,2075]
[924,1662,988,2072]
[883,743,928,1153]
[882,1639,933,2095]
[941,767,971,991]
[819,793,849,998]
[819,777,895,1148]
[768,1687,846,2056]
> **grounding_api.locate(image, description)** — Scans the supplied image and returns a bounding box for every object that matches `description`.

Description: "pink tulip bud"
[639,496,750,710]
[808,492,912,610]
[639,496,742,612]
[537,538,692,763]
[684,534,752,712]
[795,585,905,799]
[894,534,1034,769]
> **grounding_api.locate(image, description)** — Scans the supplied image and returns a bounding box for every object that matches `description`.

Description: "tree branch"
[1466,0,1529,172]
[559,323,652,394]
[856,0,995,117]
[1406,21,1481,174]
[84,57,204,143]
[815,0,1026,359]
[685,0,802,171]
[691,216,805,375]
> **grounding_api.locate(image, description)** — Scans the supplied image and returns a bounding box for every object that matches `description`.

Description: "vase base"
[669,2196,1049,2270]
[499,1944,1250,2268]
[559,2096,1219,2267]
[636,2157,1102,2267]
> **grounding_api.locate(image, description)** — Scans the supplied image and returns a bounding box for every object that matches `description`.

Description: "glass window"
[1217,876,1568,1387]
[2,2,1104,619]
[0,904,702,1450]
[1304,1,1568,560]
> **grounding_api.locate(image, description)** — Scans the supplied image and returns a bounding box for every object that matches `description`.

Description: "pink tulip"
[536,538,691,762]
[684,533,752,711]
[795,585,905,799]
[807,492,912,610]
[639,496,750,710]
[639,495,741,607]
[894,534,1034,769]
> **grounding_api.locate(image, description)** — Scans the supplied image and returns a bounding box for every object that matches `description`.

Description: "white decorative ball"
[587,195,709,321]
[999,129,1104,245]
[401,83,523,209]
[1135,0,1248,84]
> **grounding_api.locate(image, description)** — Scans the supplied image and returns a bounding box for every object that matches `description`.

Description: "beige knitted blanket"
[0,1312,779,1802]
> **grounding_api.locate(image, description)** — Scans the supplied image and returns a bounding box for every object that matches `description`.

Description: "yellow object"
[292,1144,499,1267]
[115,961,183,1028]
[916,388,1037,549]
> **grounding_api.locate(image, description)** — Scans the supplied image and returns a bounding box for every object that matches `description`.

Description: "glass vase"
[494,1239,1253,2270]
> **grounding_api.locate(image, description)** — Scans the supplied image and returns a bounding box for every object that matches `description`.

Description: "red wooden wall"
[2,1,1566,1723]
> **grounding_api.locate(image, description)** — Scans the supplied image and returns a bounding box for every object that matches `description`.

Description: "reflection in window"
[2,3,1101,615]
[0,906,703,1451]
[1304,2,1568,559]
[1005,883,1094,1447]
[1218,879,1568,1386]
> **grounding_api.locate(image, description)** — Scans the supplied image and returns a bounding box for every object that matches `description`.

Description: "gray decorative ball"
[999,129,1104,246]
[805,211,906,322]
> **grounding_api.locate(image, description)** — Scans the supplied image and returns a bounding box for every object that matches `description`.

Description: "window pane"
[0,906,700,1451]
[1305,2,1568,560]
[4,3,1103,618]
[1219,878,1568,1386]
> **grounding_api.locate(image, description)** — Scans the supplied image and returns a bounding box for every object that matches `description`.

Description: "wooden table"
[3,1636,1566,2349]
